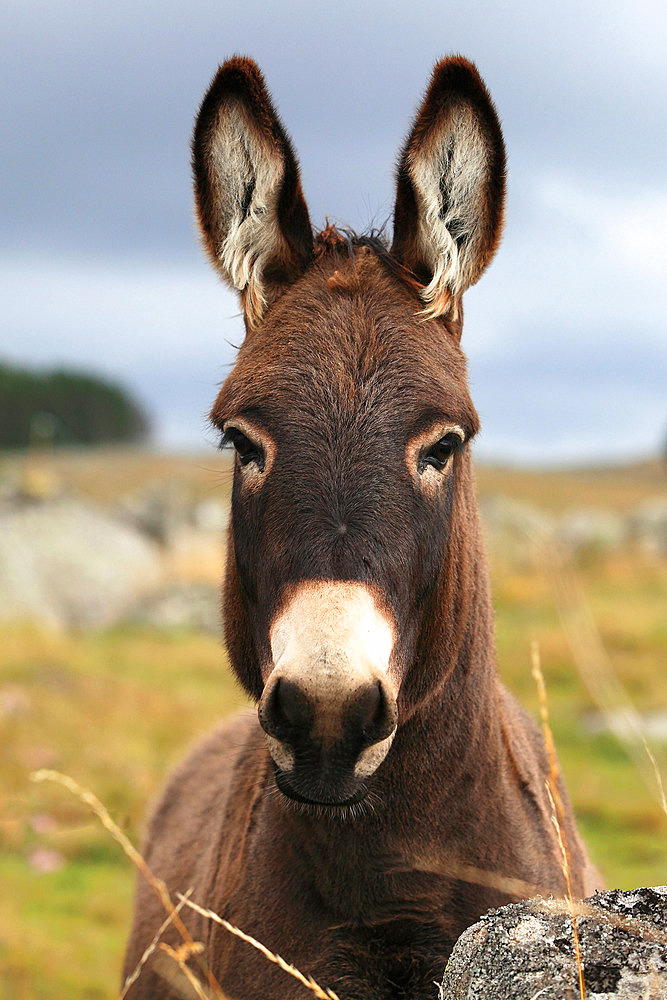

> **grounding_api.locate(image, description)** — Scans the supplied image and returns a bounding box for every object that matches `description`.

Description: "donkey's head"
[195,57,505,810]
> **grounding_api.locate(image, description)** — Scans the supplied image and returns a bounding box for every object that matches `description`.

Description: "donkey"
[123,56,600,1000]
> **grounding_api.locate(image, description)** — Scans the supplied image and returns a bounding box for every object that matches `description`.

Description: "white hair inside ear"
[192,58,313,329]
[391,57,506,323]
[210,101,285,318]
[409,105,489,318]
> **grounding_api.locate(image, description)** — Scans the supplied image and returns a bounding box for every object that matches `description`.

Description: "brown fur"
[123,57,600,1000]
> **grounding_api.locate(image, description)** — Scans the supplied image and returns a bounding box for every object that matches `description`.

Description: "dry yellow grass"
[531,643,587,1000]
[30,770,227,999]
[1,447,662,512]
[475,457,664,514]
[31,769,341,1000]
[0,447,234,505]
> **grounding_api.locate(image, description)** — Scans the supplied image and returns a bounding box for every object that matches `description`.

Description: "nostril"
[276,678,310,730]
[354,680,397,747]
[259,676,312,741]
[357,681,382,737]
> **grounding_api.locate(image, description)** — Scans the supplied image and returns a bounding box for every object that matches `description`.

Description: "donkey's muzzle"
[258,674,397,805]
[261,581,398,806]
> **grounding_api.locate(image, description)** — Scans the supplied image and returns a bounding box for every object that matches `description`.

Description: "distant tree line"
[0,361,150,448]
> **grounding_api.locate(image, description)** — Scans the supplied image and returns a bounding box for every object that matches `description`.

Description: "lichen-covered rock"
[440,886,667,999]
[556,508,627,555]
[628,498,667,557]
[0,494,161,628]
[127,581,221,633]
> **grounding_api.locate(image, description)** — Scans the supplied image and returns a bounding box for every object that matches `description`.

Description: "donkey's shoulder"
[142,709,265,866]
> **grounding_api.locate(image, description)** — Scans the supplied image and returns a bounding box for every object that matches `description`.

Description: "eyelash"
[418,432,464,474]
[221,426,265,471]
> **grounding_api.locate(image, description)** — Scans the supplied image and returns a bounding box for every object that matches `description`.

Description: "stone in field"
[440,886,667,999]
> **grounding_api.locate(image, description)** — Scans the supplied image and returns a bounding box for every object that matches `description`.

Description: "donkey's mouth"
[273,767,368,808]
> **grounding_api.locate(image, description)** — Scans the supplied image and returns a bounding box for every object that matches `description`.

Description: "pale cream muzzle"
[259,581,398,787]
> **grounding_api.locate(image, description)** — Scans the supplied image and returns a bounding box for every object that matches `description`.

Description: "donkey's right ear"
[192,57,313,328]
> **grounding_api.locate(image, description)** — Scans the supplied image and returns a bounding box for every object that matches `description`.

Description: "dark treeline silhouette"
[0,361,150,448]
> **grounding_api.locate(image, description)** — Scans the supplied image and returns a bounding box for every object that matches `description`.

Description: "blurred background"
[1,2,665,997]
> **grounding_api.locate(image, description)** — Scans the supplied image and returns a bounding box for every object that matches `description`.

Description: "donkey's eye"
[419,432,461,474]
[223,427,265,471]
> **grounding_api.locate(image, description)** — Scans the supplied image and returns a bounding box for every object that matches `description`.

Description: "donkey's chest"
[204,775,503,998]
[315,919,453,1000]
[209,906,453,1000]
[208,858,463,1000]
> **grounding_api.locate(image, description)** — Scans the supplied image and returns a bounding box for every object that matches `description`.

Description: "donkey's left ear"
[192,57,313,328]
[392,57,506,321]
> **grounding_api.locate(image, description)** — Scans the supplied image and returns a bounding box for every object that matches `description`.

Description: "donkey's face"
[195,57,505,809]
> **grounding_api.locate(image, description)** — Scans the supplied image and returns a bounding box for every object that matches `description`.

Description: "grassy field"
[0,450,665,998]
[2,445,663,511]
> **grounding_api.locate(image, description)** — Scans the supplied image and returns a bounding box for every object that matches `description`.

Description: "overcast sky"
[2,1,665,463]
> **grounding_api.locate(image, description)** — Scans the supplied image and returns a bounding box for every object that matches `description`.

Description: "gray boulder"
[556,508,627,555]
[118,482,192,545]
[0,494,160,629]
[628,498,667,557]
[127,581,221,634]
[441,886,667,999]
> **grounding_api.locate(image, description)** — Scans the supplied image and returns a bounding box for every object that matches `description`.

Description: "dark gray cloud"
[2,0,665,460]
[4,1,666,252]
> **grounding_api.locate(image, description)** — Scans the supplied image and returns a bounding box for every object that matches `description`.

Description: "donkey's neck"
[414,480,497,713]
[388,528,503,819]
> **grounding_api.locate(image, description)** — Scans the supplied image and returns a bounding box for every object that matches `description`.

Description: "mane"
[314,224,426,298]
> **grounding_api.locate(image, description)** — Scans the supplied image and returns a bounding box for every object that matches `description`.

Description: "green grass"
[1,627,248,998]
[1,452,665,997]
[492,550,666,889]
[0,854,131,1000]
